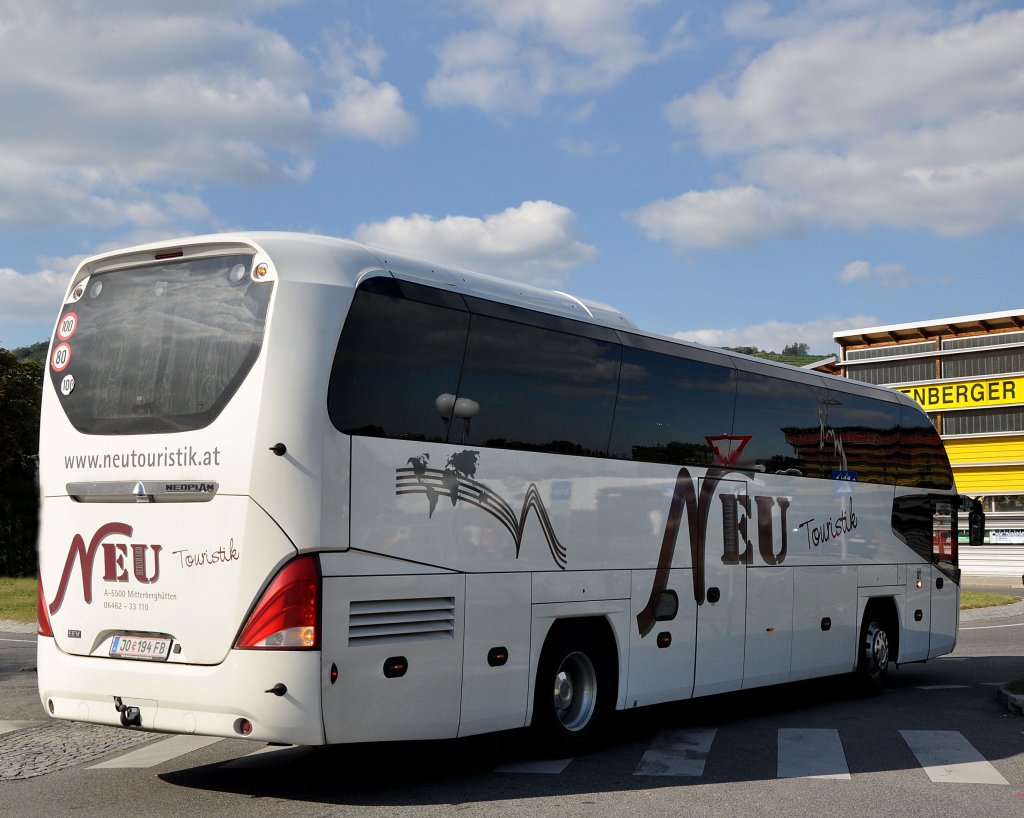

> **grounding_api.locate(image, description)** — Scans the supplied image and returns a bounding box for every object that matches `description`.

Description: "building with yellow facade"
[834,309,1024,544]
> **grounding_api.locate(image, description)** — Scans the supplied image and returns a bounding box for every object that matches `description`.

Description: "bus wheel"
[532,624,611,753]
[857,619,890,692]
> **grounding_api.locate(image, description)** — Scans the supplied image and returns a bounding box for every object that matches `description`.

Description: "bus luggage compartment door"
[320,573,466,743]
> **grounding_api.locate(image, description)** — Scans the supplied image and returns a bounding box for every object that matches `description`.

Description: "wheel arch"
[527,609,627,728]
[862,595,901,664]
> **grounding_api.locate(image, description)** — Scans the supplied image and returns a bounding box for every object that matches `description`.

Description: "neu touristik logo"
[47,522,162,615]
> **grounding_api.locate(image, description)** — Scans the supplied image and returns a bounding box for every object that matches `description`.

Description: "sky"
[1,0,1023,355]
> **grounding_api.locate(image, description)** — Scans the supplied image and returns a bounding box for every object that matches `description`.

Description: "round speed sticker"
[57,312,78,341]
[60,374,76,396]
[51,342,72,372]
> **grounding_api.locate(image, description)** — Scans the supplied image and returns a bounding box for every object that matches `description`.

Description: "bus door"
[693,478,747,697]
[895,495,959,661]
[929,500,959,657]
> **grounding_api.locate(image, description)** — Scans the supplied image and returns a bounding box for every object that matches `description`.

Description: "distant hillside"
[750,351,828,367]
[9,341,47,369]
[723,346,829,368]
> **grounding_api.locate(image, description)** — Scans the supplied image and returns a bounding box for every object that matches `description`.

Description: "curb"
[996,686,1024,715]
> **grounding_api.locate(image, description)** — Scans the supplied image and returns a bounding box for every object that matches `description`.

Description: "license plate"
[109,634,172,661]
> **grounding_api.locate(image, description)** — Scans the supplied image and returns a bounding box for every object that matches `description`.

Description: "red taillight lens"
[37,574,54,638]
[235,555,320,650]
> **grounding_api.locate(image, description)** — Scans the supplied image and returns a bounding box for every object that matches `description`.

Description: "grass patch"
[0,576,37,622]
[960,591,1020,610]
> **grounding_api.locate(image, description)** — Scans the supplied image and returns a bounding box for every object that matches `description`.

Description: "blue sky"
[2,0,1023,354]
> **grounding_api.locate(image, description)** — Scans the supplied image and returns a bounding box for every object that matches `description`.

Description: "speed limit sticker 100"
[57,312,78,341]
[51,343,72,372]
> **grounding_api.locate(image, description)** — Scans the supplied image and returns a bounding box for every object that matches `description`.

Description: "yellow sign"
[897,377,1024,411]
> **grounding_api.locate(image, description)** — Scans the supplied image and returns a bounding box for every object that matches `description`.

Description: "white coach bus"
[37,232,984,751]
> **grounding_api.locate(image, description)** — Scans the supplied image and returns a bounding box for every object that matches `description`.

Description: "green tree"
[0,348,42,577]
[13,341,48,369]
[782,341,810,356]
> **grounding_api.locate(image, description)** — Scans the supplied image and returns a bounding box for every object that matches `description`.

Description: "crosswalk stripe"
[89,735,223,769]
[494,757,574,775]
[633,728,717,777]
[777,728,850,780]
[0,721,40,737]
[900,730,1009,785]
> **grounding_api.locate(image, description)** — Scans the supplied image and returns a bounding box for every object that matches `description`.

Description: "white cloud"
[426,0,686,114]
[642,6,1024,251]
[353,200,597,288]
[631,186,809,250]
[837,260,911,289]
[836,259,952,290]
[673,314,880,356]
[0,266,70,334]
[320,33,418,145]
[0,1,416,228]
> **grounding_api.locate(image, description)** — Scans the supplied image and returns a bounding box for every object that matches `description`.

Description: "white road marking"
[89,735,223,769]
[0,721,41,736]
[777,728,850,780]
[961,623,1024,630]
[900,730,1008,785]
[633,728,718,777]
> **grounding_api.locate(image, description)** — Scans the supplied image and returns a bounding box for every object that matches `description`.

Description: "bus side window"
[892,495,955,563]
[731,371,826,477]
[328,280,470,442]
[453,313,620,456]
[608,343,737,466]
[821,390,901,485]
[898,404,954,490]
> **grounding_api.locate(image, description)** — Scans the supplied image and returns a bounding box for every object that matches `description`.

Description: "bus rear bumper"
[37,636,325,745]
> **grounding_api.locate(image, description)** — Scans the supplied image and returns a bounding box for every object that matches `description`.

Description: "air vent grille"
[348,597,456,646]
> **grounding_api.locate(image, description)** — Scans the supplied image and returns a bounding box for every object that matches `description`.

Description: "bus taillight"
[235,555,321,650]
[37,574,54,638]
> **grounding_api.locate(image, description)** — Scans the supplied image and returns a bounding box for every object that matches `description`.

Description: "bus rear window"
[49,253,272,435]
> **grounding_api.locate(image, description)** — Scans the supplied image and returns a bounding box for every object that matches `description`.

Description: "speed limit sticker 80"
[51,342,72,372]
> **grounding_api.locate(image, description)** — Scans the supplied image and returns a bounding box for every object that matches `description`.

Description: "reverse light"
[235,555,320,650]
[37,574,54,638]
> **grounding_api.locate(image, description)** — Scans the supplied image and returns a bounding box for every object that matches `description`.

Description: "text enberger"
[64,446,222,470]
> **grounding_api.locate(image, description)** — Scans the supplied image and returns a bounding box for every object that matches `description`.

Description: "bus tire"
[532,622,613,754]
[856,617,891,693]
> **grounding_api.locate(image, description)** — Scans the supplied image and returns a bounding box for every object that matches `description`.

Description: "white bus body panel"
[320,573,466,743]
[790,566,858,680]
[626,568,697,708]
[38,636,324,744]
[38,495,295,666]
[743,566,794,689]
[929,566,959,657]
[459,572,532,737]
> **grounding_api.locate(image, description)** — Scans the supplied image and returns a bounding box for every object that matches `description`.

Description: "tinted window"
[822,389,901,484]
[328,279,470,441]
[610,343,736,466]
[898,404,954,489]
[51,253,271,435]
[892,495,955,563]
[454,313,620,455]
[732,371,828,477]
